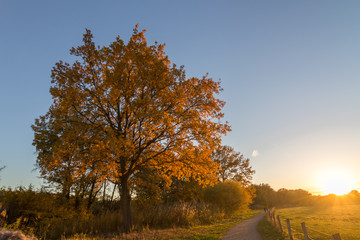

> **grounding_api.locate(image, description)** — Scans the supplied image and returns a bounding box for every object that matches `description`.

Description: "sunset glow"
[318,170,356,195]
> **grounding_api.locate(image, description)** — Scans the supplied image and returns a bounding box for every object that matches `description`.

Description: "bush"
[204,181,252,215]
[0,186,76,238]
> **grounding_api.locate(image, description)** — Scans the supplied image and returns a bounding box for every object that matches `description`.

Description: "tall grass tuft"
[136,202,224,227]
[45,211,123,239]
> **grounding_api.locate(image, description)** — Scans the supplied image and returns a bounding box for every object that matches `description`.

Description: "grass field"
[67,210,262,240]
[276,204,360,240]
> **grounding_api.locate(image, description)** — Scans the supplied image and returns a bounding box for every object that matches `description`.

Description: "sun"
[319,169,356,195]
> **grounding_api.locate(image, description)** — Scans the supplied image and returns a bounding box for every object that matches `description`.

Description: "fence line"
[265,208,342,240]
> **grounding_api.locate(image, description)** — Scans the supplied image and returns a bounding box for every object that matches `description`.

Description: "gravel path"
[221,212,265,240]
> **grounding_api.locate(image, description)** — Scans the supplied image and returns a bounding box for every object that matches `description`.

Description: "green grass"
[257,216,284,240]
[67,210,262,240]
[276,204,360,240]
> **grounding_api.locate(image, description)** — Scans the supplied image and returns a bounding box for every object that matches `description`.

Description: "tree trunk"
[74,189,80,210]
[103,180,107,203]
[62,180,71,200]
[110,183,117,203]
[87,181,95,210]
[120,177,132,233]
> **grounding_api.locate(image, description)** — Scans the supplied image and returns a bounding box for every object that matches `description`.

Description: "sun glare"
[319,170,356,195]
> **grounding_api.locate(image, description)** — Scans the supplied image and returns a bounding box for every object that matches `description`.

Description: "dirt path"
[221,212,265,240]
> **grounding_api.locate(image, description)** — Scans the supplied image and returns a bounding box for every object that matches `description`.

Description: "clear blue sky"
[1,1,360,193]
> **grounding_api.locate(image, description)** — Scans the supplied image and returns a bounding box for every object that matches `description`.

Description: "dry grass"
[65,210,261,239]
[136,202,224,227]
[48,202,224,239]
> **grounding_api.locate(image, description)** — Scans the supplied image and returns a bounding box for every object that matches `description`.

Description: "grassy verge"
[67,210,262,240]
[257,215,284,240]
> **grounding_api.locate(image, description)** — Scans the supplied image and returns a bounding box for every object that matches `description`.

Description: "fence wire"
[266,209,340,240]
[306,225,332,238]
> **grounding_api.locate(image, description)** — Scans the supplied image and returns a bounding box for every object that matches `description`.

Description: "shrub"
[204,181,252,215]
[0,186,76,238]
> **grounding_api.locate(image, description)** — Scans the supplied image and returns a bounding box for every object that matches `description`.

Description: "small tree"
[33,25,230,232]
[211,145,255,186]
[252,183,276,207]
[32,113,109,208]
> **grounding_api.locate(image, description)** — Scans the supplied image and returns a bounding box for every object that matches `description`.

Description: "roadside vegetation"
[257,215,284,240]
[0,183,255,239]
[66,210,261,240]
[3,171,360,239]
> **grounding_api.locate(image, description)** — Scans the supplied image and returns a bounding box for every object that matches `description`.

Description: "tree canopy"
[32,25,230,232]
[211,145,255,185]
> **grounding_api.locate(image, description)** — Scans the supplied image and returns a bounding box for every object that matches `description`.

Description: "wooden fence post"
[332,233,342,240]
[271,208,276,222]
[277,215,283,232]
[301,222,310,240]
[286,219,293,240]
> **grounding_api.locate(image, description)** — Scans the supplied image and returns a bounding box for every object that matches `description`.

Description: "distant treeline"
[251,183,360,208]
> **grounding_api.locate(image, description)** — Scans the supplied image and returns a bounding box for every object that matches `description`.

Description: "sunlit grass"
[257,215,284,240]
[276,204,360,240]
[66,210,261,239]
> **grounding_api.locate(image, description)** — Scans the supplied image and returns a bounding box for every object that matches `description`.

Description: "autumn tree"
[33,26,230,232]
[211,145,255,186]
